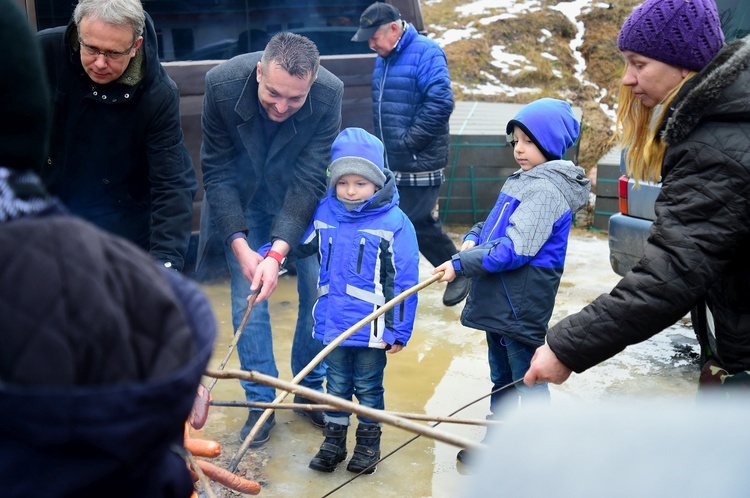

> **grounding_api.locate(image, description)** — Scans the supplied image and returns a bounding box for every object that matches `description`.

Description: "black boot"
[443,274,470,306]
[309,423,348,472]
[457,415,494,465]
[346,423,381,474]
[293,394,325,429]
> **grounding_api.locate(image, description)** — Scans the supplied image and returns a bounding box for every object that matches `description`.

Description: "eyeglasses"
[79,38,135,61]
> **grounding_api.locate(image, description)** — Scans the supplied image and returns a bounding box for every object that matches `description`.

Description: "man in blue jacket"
[199,32,344,446]
[36,0,196,272]
[352,1,470,307]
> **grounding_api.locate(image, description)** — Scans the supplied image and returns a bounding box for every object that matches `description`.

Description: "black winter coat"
[548,38,750,374]
[0,169,216,497]
[36,15,196,271]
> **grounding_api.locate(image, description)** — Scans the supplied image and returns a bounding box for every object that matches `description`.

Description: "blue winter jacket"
[298,170,419,348]
[372,23,453,177]
[457,161,590,347]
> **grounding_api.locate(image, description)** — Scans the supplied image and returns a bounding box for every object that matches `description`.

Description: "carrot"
[184,437,222,458]
[194,459,261,495]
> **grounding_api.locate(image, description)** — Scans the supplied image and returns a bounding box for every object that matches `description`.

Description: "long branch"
[207,368,484,451]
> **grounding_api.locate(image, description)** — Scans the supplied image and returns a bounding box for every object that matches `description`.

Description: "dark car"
[14,0,424,278]
[608,0,749,276]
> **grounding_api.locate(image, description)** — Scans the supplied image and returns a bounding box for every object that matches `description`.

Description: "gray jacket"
[198,52,343,265]
[459,161,590,347]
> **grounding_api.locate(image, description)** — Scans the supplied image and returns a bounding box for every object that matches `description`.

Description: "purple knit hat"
[617,0,725,72]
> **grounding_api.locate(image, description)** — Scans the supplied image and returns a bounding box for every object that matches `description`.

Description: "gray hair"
[260,32,320,81]
[74,0,145,43]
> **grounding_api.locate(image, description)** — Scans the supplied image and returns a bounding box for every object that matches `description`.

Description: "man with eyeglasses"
[36,0,196,272]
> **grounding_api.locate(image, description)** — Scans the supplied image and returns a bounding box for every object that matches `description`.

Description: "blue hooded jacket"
[457,161,590,347]
[298,169,419,348]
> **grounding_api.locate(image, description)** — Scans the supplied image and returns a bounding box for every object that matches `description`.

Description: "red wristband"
[264,249,285,265]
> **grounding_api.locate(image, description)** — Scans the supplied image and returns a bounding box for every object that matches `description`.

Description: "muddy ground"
[191,227,699,497]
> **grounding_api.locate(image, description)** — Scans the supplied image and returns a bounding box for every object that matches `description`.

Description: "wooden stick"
[204,288,260,393]
[227,272,444,471]
[209,400,502,427]
[184,450,218,498]
[209,368,483,452]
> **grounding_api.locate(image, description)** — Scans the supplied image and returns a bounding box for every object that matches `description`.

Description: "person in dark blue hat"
[295,128,419,475]
[434,98,590,465]
[0,1,216,495]
[525,0,750,396]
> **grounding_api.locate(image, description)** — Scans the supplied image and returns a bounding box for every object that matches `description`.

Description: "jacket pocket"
[356,237,365,273]
[325,236,333,272]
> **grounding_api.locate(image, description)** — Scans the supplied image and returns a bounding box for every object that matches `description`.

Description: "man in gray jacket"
[199,32,344,446]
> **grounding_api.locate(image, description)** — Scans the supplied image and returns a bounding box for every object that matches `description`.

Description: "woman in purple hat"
[525,0,750,393]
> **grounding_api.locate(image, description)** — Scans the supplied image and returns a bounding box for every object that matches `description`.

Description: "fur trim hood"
[661,37,750,146]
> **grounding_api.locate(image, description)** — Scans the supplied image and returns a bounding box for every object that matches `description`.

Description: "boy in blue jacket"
[433,98,590,463]
[298,128,419,474]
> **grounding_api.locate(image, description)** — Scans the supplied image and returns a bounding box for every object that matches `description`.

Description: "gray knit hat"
[328,128,386,189]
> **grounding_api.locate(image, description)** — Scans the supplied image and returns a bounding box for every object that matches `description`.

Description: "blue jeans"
[224,208,325,403]
[323,346,386,426]
[486,332,549,416]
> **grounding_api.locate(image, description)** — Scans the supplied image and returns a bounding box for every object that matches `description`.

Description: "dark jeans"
[486,332,549,416]
[397,185,458,267]
[224,207,325,403]
[323,346,386,426]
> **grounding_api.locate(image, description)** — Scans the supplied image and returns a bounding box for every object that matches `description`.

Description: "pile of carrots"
[185,422,261,496]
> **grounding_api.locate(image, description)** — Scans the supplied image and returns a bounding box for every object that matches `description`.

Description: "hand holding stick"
[227,272,444,471]
[189,288,261,429]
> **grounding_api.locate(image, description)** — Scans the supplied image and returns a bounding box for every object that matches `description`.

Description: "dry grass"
[423,0,643,177]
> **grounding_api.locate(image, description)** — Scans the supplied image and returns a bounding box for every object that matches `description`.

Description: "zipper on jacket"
[488,201,510,239]
[377,61,390,170]
[326,236,333,271]
[357,237,365,273]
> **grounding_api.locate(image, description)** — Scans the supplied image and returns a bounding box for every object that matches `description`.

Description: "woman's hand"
[524,343,573,385]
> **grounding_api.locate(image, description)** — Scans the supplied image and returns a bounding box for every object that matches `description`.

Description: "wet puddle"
[192,228,698,497]
[194,258,486,497]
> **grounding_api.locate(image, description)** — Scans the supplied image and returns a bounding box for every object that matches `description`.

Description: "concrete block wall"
[439,101,583,226]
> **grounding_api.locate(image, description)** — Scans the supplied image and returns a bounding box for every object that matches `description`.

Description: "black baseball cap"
[351,2,401,42]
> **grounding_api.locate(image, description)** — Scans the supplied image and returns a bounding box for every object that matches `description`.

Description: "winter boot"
[309,423,348,472]
[346,423,381,474]
[457,415,495,465]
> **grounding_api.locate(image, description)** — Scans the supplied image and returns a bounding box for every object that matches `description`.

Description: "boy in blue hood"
[434,98,591,464]
[297,128,419,474]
